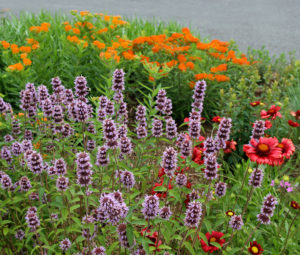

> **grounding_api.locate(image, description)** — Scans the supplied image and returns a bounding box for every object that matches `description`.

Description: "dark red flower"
[288,120,300,127]
[212,116,222,123]
[265,120,272,129]
[226,210,235,217]
[151,178,173,198]
[248,241,264,255]
[243,137,282,165]
[192,146,204,165]
[260,105,282,120]
[184,117,190,125]
[250,101,261,107]
[141,228,162,251]
[290,110,300,120]
[277,138,295,159]
[200,231,226,253]
[290,201,300,210]
[224,140,237,154]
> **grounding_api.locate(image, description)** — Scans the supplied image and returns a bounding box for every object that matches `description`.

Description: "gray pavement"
[1,0,300,58]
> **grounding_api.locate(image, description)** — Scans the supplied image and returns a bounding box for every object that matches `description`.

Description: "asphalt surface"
[1,0,300,58]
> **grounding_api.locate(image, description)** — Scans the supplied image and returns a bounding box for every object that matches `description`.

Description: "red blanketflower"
[151,178,173,198]
[141,228,162,251]
[212,116,222,123]
[250,101,261,107]
[200,231,226,253]
[260,105,282,120]
[226,210,235,217]
[224,140,237,153]
[265,120,272,129]
[290,110,300,120]
[288,120,300,127]
[248,241,264,255]
[277,138,295,159]
[243,137,282,165]
[290,201,300,210]
[192,146,204,165]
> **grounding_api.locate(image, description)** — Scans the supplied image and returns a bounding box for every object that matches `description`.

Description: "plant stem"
[241,185,254,217]
[177,229,188,254]
[281,211,300,254]
[238,223,260,255]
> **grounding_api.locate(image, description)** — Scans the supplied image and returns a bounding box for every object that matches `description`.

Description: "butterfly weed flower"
[112,69,125,92]
[160,206,172,220]
[215,182,227,197]
[152,118,163,137]
[54,158,67,175]
[249,168,264,188]
[161,147,177,178]
[229,214,244,230]
[251,120,265,141]
[166,118,177,139]
[142,195,160,220]
[59,238,71,251]
[184,201,202,228]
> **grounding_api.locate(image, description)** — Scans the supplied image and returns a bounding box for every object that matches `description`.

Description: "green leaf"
[211,242,222,249]
[184,241,195,255]
[198,232,208,245]
[3,227,9,236]
[126,224,135,247]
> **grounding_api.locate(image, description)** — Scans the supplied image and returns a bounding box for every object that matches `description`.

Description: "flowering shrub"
[0,68,299,254]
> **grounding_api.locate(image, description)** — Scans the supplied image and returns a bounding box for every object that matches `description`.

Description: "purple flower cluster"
[229,214,244,230]
[120,170,135,189]
[156,89,167,113]
[257,194,278,224]
[216,118,232,149]
[87,139,96,151]
[249,168,264,188]
[181,138,192,158]
[92,246,106,255]
[96,146,109,166]
[15,229,25,240]
[142,195,160,220]
[117,223,131,248]
[0,97,9,113]
[160,206,172,220]
[176,173,187,187]
[25,207,40,230]
[166,118,177,139]
[74,75,88,98]
[189,119,201,139]
[161,147,177,178]
[112,69,125,92]
[103,119,118,148]
[184,201,202,227]
[76,152,93,186]
[1,173,12,189]
[204,155,218,180]
[119,136,132,155]
[164,98,173,116]
[54,158,67,175]
[215,182,227,197]
[28,152,44,174]
[203,137,216,156]
[97,191,128,225]
[11,142,23,156]
[192,80,206,112]
[59,238,71,251]
[251,120,265,141]
[152,119,163,137]
[56,176,69,191]
[19,176,32,192]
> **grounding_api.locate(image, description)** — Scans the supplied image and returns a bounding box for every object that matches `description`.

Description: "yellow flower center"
[277,143,284,149]
[258,143,269,152]
[210,237,217,243]
[251,246,259,253]
[228,212,233,216]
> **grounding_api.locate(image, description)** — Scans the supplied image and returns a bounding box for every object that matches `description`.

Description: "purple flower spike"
[74,75,88,98]
[166,118,177,139]
[184,201,202,228]
[112,69,125,92]
[161,147,177,178]
[215,182,227,197]
[142,195,160,220]
[249,168,264,188]
[229,215,244,230]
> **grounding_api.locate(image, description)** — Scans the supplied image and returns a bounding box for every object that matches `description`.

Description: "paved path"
[1,0,300,58]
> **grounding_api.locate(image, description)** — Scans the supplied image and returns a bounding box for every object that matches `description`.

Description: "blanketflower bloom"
[288,120,300,127]
[290,201,300,210]
[212,116,222,123]
[226,210,235,217]
[224,140,237,154]
[290,110,300,120]
[141,228,162,252]
[260,105,282,120]
[243,137,282,165]
[264,120,272,129]
[248,241,264,255]
[250,101,261,107]
[200,231,225,253]
[277,138,295,159]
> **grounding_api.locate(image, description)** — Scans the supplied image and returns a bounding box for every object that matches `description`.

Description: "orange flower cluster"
[210,64,227,73]
[29,22,51,33]
[8,63,24,71]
